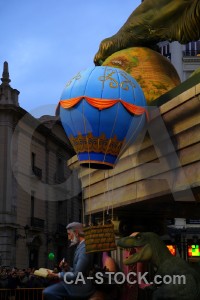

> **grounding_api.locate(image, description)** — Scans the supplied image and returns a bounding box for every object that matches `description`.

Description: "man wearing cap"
[43,222,95,300]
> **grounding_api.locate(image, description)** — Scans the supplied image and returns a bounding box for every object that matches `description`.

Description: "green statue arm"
[94,0,200,65]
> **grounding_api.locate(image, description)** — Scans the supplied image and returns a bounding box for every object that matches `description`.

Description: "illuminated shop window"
[167,245,176,256]
[188,245,200,257]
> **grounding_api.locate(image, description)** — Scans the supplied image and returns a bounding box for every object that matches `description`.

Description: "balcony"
[32,166,42,179]
[30,217,45,230]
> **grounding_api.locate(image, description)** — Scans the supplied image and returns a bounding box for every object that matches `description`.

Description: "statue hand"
[94,37,118,66]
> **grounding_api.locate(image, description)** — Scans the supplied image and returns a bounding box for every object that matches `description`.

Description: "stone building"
[0,62,82,268]
[158,40,200,81]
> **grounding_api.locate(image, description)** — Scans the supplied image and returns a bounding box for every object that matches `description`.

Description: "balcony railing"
[30,217,45,229]
[0,288,70,300]
[183,50,200,57]
[0,288,44,300]
[32,166,42,179]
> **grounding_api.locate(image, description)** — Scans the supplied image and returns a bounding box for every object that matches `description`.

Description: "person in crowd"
[43,222,95,300]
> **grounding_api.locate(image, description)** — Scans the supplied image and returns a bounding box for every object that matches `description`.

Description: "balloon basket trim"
[79,160,114,169]
[77,152,118,169]
[69,132,123,156]
[83,224,116,253]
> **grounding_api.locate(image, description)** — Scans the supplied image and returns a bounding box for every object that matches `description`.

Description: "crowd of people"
[0,222,118,300]
[0,266,59,289]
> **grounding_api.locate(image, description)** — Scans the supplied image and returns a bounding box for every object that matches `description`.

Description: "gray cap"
[66,222,84,235]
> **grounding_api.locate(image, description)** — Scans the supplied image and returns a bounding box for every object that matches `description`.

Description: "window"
[31,152,36,169]
[31,191,35,218]
[56,157,65,181]
[197,41,200,54]
[31,152,42,179]
[185,40,200,56]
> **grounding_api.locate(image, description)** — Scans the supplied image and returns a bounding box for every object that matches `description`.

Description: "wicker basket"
[84,224,117,253]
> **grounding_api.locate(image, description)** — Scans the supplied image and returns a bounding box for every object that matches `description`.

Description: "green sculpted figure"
[94,0,200,65]
[117,232,200,300]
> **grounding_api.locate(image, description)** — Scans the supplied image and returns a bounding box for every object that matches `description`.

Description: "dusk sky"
[0,1,141,117]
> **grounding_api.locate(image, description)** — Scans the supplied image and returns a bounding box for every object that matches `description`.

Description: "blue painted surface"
[58,66,147,169]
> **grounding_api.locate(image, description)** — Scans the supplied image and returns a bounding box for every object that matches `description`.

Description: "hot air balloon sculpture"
[56,66,148,169]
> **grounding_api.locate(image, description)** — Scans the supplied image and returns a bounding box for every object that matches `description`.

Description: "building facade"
[0,62,82,268]
[158,40,200,81]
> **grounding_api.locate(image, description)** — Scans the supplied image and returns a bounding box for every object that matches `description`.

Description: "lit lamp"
[188,245,200,257]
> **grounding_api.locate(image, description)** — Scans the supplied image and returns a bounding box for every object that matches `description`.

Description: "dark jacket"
[60,241,95,298]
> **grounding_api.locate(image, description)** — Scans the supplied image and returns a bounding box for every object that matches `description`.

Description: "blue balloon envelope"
[56,66,148,169]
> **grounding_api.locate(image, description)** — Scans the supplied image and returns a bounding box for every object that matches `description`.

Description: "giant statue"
[118,232,200,300]
[94,0,200,65]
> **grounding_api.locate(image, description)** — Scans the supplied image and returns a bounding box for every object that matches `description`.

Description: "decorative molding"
[69,132,123,156]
